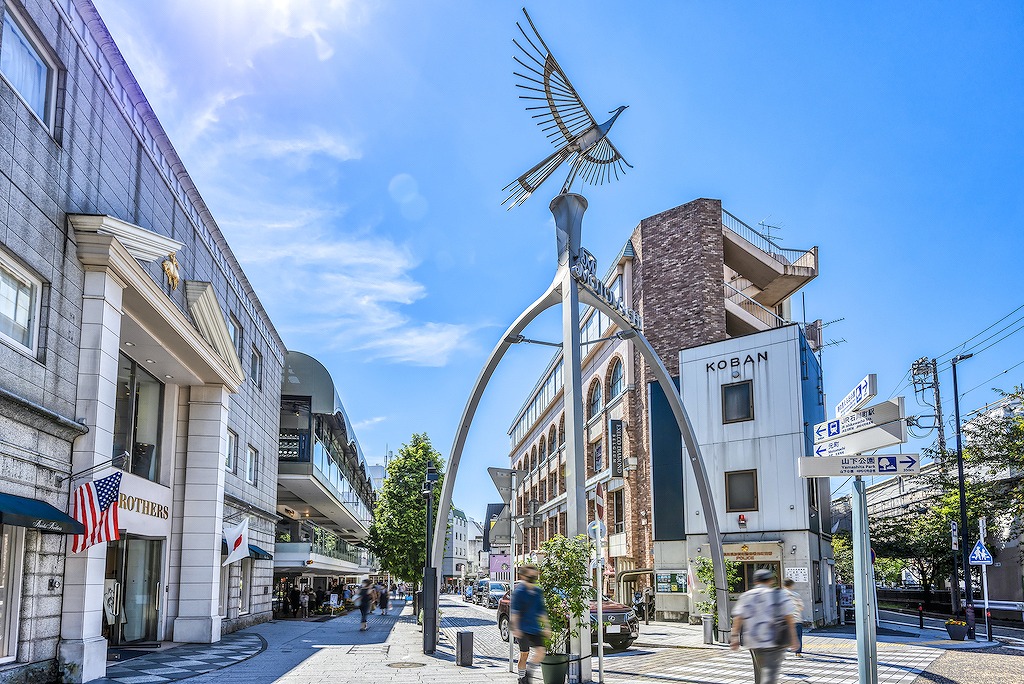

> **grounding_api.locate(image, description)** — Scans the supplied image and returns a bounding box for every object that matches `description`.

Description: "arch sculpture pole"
[432,194,731,673]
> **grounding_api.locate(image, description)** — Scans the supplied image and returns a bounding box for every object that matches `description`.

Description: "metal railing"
[725,282,787,328]
[722,210,816,269]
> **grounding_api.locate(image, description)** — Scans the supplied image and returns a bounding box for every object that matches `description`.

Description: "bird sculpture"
[503,9,632,209]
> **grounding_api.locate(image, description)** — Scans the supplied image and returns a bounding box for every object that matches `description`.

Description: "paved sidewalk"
[92,595,1015,684]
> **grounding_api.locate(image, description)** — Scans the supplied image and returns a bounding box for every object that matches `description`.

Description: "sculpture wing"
[513,9,599,147]
[575,138,634,186]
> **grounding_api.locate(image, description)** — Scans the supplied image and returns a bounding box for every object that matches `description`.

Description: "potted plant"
[537,534,593,684]
[945,618,968,641]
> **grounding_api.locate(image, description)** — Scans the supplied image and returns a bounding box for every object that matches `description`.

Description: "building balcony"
[725,282,788,337]
[721,210,818,307]
[274,519,373,574]
[278,430,372,542]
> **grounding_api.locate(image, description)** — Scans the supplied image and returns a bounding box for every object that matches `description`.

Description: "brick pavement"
[93,595,1014,684]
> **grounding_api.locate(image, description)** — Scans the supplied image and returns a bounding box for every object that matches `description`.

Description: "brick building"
[506,197,821,619]
[0,2,284,681]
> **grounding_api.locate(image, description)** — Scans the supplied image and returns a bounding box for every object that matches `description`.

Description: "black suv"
[496,590,640,650]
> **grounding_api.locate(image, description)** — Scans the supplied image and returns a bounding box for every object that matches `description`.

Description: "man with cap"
[729,568,798,684]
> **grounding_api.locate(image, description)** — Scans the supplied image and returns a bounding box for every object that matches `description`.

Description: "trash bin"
[456,630,473,666]
[414,590,422,617]
[702,614,714,644]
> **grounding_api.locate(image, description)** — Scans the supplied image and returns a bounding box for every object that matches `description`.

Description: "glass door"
[104,536,163,645]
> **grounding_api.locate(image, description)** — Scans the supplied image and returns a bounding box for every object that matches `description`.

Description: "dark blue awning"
[220,540,273,560]
[0,492,84,534]
[248,544,273,560]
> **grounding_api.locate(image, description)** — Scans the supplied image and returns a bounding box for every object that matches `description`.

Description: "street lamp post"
[423,465,439,653]
[951,353,974,639]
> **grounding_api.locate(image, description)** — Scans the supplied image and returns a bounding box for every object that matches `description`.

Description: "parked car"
[497,591,640,650]
[463,585,474,602]
[478,581,509,608]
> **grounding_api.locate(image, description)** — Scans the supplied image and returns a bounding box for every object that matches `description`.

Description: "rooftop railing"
[722,210,816,269]
[725,282,787,329]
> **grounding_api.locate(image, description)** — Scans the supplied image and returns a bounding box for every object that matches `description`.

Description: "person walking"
[298,589,309,618]
[510,564,549,684]
[378,581,389,614]
[288,585,301,618]
[782,578,805,656]
[730,568,798,684]
[357,579,373,631]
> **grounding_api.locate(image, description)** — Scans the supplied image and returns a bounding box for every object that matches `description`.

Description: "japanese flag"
[223,518,249,566]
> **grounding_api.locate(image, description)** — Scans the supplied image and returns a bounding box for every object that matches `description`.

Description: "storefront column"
[172,384,229,643]
[60,268,126,683]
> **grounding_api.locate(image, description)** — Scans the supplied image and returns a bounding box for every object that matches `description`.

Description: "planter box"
[945,623,968,641]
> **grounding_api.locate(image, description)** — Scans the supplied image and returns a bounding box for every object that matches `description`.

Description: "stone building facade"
[0,1,284,681]
[507,197,820,618]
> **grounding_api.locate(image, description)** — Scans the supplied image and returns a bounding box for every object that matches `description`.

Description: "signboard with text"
[609,419,624,477]
[799,453,920,478]
[655,571,687,593]
[835,374,877,417]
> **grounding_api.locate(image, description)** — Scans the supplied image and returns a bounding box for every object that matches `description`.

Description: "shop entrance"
[103,535,163,645]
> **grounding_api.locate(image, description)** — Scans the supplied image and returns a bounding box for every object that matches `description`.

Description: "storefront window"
[0,526,23,662]
[112,353,164,483]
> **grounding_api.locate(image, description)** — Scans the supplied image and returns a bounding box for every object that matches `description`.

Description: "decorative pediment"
[68,214,183,263]
[183,281,246,381]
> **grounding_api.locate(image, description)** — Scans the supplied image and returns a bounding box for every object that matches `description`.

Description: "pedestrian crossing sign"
[968,540,993,565]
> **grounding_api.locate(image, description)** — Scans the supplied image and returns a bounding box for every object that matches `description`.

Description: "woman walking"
[358,579,373,631]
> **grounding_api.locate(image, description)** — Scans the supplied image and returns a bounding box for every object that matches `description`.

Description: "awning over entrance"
[220,540,274,560]
[0,492,85,534]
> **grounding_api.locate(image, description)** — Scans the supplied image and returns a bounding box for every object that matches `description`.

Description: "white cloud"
[353,416,387,430]
[237,130,362,164]
[218,204,476,367]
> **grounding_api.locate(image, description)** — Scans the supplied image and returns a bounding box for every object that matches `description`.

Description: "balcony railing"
[277,520,369,566]
[725,282,787,328]
[722,210,816,269]
[279,429,372,528]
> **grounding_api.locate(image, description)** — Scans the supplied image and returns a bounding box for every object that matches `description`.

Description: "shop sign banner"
[609,419,624,477]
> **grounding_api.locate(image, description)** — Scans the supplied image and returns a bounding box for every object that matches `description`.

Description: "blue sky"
[93,1,1024,520]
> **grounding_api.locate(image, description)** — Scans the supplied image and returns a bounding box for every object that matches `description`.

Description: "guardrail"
[722,210,816,269]
[724,282,787,328]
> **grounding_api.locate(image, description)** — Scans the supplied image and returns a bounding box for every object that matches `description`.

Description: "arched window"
[531,445,537,471]
[539,439,546,463]
[609,358,624,398]
[588,380,602,419]
[548,426,557,454]
[558,414,565,445]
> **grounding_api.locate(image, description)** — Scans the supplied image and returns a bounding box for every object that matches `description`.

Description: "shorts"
[517,632,544,652]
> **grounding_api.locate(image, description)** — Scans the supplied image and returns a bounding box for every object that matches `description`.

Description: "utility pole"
[951,353,975,639]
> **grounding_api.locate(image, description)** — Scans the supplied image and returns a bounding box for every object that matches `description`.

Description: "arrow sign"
[799,453,921,478]
[814,398,905,445]
[488,467,523,506]
[835,374,878,417]
[812,418,907,458]
[969,540,993,565]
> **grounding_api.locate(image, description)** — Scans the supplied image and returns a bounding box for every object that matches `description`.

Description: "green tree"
[831,533,854,584]
[691,555,741,630]
[365,433,444,592]
[537,534,593,652]
[961,387,1024,528]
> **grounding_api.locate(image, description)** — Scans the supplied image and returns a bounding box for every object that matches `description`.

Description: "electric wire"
[959,359,1024,399]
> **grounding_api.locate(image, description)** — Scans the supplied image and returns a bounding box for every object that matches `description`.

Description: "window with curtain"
[0,250,40,351]
[0,11,50,123]
[609,359,624,398]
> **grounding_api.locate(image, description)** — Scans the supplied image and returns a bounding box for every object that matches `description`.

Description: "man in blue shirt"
[510,564,549,684]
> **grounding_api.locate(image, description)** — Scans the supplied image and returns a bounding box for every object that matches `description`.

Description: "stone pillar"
[172,384,229,643]
[60,269,127,683]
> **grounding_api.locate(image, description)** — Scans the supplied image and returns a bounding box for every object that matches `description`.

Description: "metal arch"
[430,277,563,571]
[575,286,731,639]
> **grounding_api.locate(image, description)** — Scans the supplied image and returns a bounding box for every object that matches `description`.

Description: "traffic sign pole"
[980,518,992,642]
[509,470,516,673]
[852,477,878,684]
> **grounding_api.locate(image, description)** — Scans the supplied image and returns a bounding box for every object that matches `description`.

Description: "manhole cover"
[387,662,426,668]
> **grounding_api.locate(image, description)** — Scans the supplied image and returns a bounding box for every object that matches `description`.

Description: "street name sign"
[812,404,907,458]
[969,540,993,565]
[835,374,877,417]
[798,453,920,478]
[814,398,904,443]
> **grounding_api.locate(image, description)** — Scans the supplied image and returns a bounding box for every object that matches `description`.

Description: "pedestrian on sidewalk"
[378,582,390,614]
[289,585,301,618]
[783,578,804,656]
[357,579,373,631]
[299,589,309,618]
[510,564,550,684]
[729,568,798,684]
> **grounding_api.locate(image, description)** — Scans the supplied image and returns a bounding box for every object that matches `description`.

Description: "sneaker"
[518,677,528,684]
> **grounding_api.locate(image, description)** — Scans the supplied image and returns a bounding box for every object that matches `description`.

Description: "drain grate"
[387,662,426,668]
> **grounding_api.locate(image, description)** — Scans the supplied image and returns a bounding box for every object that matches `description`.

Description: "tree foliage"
[538,534,593,652]
[691,555,741,629]
[960,387,1024,529]
[365,433,444,590]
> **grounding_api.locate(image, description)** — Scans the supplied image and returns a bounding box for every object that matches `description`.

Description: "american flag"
[71,472,122,553]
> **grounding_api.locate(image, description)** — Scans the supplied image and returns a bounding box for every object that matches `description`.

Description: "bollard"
[456,631,474,666]
[918,603,924,629]
[702,614,714,645]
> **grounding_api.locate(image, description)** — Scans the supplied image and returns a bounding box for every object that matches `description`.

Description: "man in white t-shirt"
[729,569,798,684]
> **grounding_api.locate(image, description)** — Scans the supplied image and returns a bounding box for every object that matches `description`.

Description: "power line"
[960,359,1024,399]
[934,303,1024,362]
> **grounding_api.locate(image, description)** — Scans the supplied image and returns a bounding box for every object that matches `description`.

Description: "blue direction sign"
[968,540,993,565]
